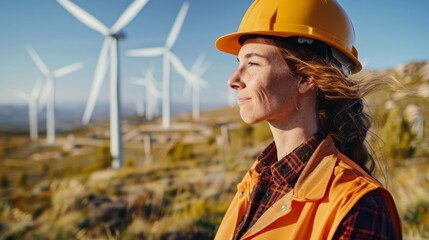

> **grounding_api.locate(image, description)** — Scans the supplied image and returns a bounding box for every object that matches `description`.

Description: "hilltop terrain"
[0,61,428,239]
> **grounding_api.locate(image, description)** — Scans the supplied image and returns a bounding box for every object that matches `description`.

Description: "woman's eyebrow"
[237,52,267,62]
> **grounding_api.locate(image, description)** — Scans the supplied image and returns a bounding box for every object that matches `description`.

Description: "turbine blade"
[195,60,210,77]
[126,47,165,57]
[26,45,51,77]
[190,54,206,73]
[145,66,155,79]
[169,52,190,80]
[169,52,208,88]
[187,74,208,88]
[30,78,43,100]
[148,86,162,97]
[155,89,163,97]
[12,90,30,101]
[82,38,111,125]
[38,79,52,110]
[57,0,110,35]
[53,62,84,78]
[143,72,162,97]
[183,81,191,98]
[191,53,211,77]
[39,79,54,109]
[165,2,189,49]
[195,76,209,88]
[154,79,163,90]
[147,71,162,90]
[110,0,149,34]
[130,77,147,86]
[189,72,209,88]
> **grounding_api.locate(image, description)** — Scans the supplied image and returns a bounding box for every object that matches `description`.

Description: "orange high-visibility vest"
[215,136,402,240]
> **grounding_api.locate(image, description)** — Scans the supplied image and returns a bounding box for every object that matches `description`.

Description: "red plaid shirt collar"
[254,131,326,189]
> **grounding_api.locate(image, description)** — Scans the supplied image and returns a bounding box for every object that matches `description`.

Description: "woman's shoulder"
[333,151,383,188]
[333,188,402,239]
[325,151,389,206]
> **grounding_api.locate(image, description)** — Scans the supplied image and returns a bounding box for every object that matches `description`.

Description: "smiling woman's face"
[228,38,300,125]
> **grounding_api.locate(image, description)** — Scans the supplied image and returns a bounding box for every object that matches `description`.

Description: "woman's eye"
[248,62,259,66]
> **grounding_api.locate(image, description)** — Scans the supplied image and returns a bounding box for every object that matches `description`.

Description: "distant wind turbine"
[57,0,149,168]
[169,53,209,121]
[228,89,236,107]
[12,79,43,141]
[136,95,144,117]
[127,2,190,129]
[26,45,84,144]
[130,67,163,121]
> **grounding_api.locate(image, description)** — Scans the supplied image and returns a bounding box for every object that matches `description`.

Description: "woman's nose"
[228,67,245,90]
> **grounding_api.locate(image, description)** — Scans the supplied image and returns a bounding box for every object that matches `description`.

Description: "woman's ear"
[297,78,316,94]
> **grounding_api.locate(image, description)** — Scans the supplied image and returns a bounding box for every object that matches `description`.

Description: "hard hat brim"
[216,31,362,73]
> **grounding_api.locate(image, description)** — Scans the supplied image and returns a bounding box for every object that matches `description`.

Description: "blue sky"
[1,0,429,109]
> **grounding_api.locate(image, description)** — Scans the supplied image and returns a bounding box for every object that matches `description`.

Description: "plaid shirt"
[333,188,400,240]
[233,132,398,240]
[233,131,325,239]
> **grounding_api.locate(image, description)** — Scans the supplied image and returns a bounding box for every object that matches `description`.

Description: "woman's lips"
[237,96,251,105]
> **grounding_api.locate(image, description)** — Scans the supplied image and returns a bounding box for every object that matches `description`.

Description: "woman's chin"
[240,112,264,125]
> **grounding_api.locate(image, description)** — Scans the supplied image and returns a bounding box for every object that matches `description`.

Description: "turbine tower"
[57,0,149,168]
[12,79,43,141]
[130,68,163,121]
[188,54,210,121]
[228,89,236,107]
[136,95,144,117]
[169,53,209,121]
[127,2,190,129]
[26,45,84,144]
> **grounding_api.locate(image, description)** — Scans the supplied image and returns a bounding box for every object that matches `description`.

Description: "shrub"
[378,106,419,160]
[82,162,104,175]
[49,168,57,181]
[16,172,28,188]
[125,157,134,168]
[98,145,113,168]
[0,173,9,188]
[168,142,193,162]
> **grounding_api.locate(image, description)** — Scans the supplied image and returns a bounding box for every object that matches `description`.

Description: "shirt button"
[241,191,245,196]
[281,204,287,211]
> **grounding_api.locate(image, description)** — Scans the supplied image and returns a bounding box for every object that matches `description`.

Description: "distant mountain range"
[0,101,226,132]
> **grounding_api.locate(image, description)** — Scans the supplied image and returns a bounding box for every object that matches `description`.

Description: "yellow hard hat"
[216,0,362,73]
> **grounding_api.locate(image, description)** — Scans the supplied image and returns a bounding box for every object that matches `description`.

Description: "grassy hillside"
[358,62,429,238]
[0,61,428,239]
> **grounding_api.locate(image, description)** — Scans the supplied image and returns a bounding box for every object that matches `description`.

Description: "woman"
[214,0,402,239]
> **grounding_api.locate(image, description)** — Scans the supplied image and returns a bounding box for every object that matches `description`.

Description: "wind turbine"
[12,79,43,141]
[26,45,84,144]
[130,68,163,121]
[127,2,190,129]
[57,0,149,168]
[169,53,209,121]
[228,89,236,107]
[136,95,144,117]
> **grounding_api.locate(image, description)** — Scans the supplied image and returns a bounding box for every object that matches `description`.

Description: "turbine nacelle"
[110,32,126,40]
